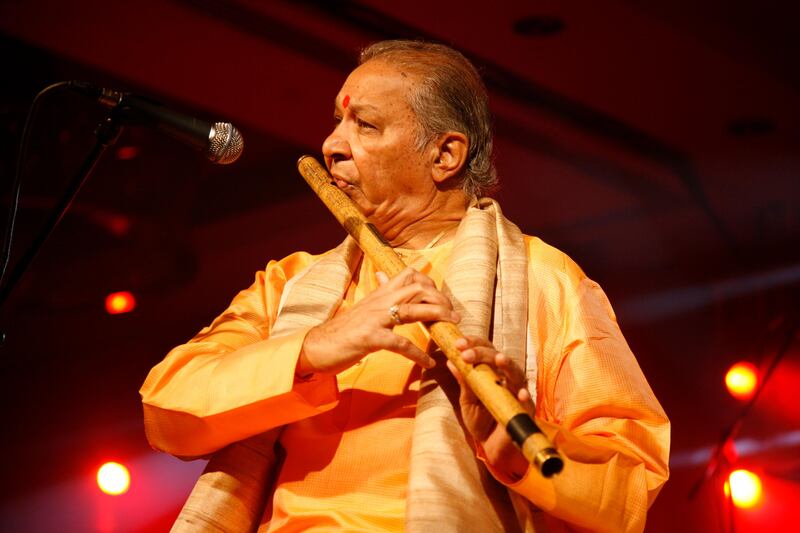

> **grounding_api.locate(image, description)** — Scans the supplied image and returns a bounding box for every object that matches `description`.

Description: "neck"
[374,190,468,250]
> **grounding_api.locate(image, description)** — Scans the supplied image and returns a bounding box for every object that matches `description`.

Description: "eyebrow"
[333,98,379,114]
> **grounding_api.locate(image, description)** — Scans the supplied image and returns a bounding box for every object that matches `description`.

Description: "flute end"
[536,449,564,478]
[296,154,315,167]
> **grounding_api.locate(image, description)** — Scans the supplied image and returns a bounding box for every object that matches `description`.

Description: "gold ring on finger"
[389,304,402,325]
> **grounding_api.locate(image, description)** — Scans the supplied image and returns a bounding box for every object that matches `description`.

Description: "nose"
[322,123,351,167]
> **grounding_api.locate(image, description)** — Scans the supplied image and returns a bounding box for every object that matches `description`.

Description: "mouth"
[331,174,353,189]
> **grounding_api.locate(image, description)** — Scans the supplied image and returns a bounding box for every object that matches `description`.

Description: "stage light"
[105,291,136,315]
[115,145,140,160]
[725,362,758,400]
[725,469,762,509]
[97,462,130,496]
[104,215,131,237]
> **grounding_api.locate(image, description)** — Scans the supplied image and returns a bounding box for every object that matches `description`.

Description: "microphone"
[68,81,244,164]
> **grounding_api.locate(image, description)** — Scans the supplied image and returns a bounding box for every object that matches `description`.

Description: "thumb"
[446,360,478,403]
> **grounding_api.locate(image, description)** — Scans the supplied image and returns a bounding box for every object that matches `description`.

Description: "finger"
[460,335,494,348]
[381,331,436,368]
[461,344,502,365]
[446,360,477,404]
[517,387,536,416]
[401,268,437,289]
[455,335,494,352]
[448,360,495,440]
[456,336,481,363]
[446,359,463,385]
[494,353,527,390]
[455,337,471,350]
[390,282,453,309]
[371,267,415,296]
[387,267,435,289]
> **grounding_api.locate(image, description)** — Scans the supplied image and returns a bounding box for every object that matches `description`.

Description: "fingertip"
[450,311,461,323]
[446,360,463,382]
[376,271,389,285]
[461,349,475,362]
[454,337,468,349]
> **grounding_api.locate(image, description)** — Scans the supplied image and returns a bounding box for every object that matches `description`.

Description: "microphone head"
[208,122,244,164]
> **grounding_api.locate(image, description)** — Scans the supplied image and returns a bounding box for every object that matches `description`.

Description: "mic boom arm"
[68,81,243,164]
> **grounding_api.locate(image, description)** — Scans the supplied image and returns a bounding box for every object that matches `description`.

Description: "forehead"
[337,60,415,111]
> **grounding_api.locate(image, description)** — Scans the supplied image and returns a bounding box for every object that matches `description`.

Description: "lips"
[331,174,353,189]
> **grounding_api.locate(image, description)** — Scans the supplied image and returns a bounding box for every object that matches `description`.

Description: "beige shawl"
[171,198,535,532]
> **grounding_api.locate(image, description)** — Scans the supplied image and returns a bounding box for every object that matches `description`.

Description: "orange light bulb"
[105,291,136,315]
[725,362,758,400]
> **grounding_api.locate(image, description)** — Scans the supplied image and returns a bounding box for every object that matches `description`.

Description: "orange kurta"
[140,236,670,532]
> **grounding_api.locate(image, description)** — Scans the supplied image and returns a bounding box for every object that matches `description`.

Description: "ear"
[431,132,468,184]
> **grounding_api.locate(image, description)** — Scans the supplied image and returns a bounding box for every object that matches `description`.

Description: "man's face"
[322,60,436,225]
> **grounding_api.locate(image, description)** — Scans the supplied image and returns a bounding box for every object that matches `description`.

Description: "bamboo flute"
[297,155,563,477]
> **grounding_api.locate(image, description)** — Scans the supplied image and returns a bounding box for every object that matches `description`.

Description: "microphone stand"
[0,111,124,315]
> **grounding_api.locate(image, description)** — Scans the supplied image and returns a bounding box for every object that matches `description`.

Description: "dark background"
[1,1,798,531]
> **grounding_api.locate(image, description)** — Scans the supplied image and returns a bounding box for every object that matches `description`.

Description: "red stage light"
[97,462,130,496]
[105,291,136,315]
[725,469,763,509]
[725,362,758,400]
[115,145,140,160]
[105,215,131,237]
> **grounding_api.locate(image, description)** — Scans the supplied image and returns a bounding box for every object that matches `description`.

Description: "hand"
[447,336,533,481]
[297,267,460,376]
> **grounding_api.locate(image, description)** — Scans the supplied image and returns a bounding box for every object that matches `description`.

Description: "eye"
[333,114,342,125]
[357,118,376,130]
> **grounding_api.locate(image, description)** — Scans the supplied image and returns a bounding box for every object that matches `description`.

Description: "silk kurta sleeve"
[139,253,339,458]
[489,242,670,532]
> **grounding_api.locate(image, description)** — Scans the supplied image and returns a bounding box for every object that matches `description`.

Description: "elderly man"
[140,40,669,532]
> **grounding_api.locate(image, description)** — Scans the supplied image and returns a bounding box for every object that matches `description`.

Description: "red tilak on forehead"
[343,94,350,108]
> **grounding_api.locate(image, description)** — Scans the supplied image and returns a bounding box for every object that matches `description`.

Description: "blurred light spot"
[726,362,758,400]
[104,215,131,237]
[97,462,130,496]
[105,291,136,315]
[115,146,140,160]
[0,451,206,531]
[726,469,762,508]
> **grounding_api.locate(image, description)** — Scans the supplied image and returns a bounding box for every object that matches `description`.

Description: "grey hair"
[359,40,497,197]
